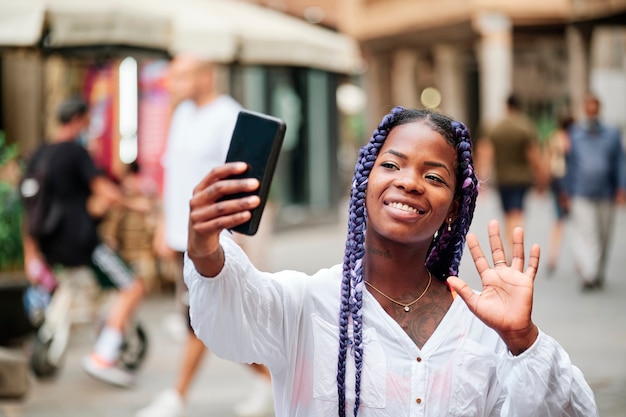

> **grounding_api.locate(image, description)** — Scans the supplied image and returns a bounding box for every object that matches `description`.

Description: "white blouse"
[185,234,598,417]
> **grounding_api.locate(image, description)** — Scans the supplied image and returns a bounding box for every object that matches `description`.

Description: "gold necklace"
[364,271,432,312]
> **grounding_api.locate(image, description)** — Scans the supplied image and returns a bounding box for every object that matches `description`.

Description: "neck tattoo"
[364,271,432,312]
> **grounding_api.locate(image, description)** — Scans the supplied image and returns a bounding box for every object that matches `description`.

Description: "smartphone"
[220,110,286,235]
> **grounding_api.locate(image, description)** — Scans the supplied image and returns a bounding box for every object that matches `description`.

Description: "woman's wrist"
[500,324,539,356]
[189,245,225,278]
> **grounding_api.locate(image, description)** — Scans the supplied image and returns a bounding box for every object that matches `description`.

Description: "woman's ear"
[446,199,460,226]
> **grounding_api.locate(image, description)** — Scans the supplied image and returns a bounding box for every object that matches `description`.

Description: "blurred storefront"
[0,0,363,228]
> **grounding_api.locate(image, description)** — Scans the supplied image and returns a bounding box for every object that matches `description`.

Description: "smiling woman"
[184,106,599,417]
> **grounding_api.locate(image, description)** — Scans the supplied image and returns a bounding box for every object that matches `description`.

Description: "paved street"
[1,190,625,416]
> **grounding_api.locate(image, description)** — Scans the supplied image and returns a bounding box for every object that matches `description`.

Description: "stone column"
[363,53,388,134]
[473,12,513,128]
[566,25,592,120]
[1,49,44,155]
[434,44,467,123]
[390,49,419,109]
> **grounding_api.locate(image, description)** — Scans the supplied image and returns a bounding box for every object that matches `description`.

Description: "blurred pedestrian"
[544,111,574,275]
[561,93,626,291]
[98,161,160,292]
[21,97,147,387]
[137,54,273,417]
[480,94,547,250]
[184,106,598,416]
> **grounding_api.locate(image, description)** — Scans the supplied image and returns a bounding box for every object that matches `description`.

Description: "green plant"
[0,131,24,271]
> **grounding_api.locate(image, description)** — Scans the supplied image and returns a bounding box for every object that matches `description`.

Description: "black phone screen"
[221,110,286,235]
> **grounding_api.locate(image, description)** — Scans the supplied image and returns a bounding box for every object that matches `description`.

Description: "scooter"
[24,266,148,378]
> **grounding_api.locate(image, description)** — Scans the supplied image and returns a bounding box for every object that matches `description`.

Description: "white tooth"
[390,202,417,213]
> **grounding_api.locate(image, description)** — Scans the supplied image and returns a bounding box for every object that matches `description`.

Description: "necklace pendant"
[404,306,410,312]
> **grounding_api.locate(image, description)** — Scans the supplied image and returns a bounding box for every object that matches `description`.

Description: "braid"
[336,107,478,416]
[425,121,479,279]
[337,106,402,417]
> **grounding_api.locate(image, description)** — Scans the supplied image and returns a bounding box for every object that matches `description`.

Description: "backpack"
[19,144,64,239]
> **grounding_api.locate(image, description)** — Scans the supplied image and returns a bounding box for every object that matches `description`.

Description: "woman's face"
[365,121,458,246]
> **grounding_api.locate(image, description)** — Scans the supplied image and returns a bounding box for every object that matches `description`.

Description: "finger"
[446,276,478,310]
[192,162,249,196]
[191,210,253,235]
[188,196,257,254]
[195,177,260,205]
[467,233,491,276]
[487,220,507,265]
[524,243,541,281]
[510,227,525,271]
[190,195,260,225]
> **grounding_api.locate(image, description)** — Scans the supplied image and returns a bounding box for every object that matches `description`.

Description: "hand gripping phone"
[220,110,286,235]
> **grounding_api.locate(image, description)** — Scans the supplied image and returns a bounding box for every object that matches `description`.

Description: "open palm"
[447,220,540,354]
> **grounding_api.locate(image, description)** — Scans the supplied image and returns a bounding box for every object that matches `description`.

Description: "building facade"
[261,0,626,139]
[345,0,625,137]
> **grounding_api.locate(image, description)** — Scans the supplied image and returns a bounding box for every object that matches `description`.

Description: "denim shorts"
[497,185,529,212]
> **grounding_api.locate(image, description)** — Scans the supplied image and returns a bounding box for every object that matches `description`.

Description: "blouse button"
[416,357,422,362]
[416,398,422,404]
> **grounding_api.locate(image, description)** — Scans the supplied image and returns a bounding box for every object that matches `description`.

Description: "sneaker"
[234,374,274,417]
[82,354,134,388]
[135,389,186,417]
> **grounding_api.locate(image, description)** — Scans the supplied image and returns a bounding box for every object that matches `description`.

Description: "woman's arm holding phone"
[187,162,260,277]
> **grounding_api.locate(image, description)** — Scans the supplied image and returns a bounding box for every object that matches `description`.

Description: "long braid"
[425,121,479,279]
[336,107,478,416]
[337,107,401,417]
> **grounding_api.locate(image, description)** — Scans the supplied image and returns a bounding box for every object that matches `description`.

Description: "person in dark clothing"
[22,97,147,387]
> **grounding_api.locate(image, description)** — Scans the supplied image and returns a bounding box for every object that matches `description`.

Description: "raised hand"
[447,220,540,355]
[187,162,260,277]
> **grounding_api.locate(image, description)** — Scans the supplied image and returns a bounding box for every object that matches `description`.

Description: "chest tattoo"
[385,293,452,349]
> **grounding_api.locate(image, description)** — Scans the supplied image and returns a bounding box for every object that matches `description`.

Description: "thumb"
[446,276,477,305]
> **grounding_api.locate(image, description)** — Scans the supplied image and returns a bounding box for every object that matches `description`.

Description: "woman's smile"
[385,200,426,216]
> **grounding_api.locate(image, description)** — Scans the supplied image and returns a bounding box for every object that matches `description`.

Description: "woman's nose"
[394,173,425,194]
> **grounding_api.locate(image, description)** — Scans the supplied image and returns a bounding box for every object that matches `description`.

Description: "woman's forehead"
[384,122,451,149]
[378,122,457,170]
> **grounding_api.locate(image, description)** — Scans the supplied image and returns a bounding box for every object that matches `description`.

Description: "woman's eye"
[381,161,398,169]
[426,174,446,184]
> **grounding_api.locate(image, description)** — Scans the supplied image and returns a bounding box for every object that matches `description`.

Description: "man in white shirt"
[136,54,273,417]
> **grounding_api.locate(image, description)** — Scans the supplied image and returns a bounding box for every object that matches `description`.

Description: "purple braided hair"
[336,106,479,416]
[425,120,479,280]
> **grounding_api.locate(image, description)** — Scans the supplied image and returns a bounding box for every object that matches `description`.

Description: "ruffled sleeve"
[496,330,598,417]
[184,233,307,372]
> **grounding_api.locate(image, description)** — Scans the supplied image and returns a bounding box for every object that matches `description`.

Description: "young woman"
[184,107,598,416]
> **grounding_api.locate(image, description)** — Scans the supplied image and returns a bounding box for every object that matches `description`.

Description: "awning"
[0,2,46,46]
[0,0,171,50]
[190,0,364,74]
[0,0,363,74]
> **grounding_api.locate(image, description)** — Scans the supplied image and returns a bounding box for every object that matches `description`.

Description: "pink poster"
[138,59,170,196]
[84,62,116,177]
